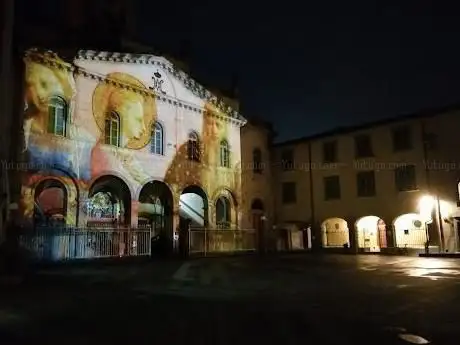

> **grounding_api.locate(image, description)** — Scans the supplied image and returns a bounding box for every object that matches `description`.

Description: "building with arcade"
[19,48,255,256]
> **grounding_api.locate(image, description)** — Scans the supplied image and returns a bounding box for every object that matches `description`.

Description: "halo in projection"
[92,72,156,150]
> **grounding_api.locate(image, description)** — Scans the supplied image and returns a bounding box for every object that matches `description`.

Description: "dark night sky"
[20,0,460,142]
[134,1,460,141]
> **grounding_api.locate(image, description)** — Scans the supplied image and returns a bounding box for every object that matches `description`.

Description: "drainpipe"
[436,194,445,252]
[421,120,443,251]
[307,141,316,248]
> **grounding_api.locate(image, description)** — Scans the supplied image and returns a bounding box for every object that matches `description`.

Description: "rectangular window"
[281,149,294,171]
[111,122,119,146]
[356,171,376,197]
[323,141,337,163]
[154,137,162,154]
[394,165,417,191]
[392,126,412,151]
[324,175,341,200]
[48,106,56,134]
[423,132,438,150]
[282,182,297,204]
[354,134,373,158]
[253,149,263,174]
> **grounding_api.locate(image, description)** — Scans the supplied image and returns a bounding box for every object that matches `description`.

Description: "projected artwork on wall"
[19,49,244,232]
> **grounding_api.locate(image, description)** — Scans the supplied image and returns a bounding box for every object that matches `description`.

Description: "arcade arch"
[355,215,387,252]
[321,217,349,248]
[179,185,208,227]
[87,175,132,226]
[393,213,427,249]
[138,181,173,236]
[34,178,67,226]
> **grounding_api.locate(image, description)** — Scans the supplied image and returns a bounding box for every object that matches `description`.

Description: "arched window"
[104,112,120,147]
[187,131,200,162]
[220,140,230,167]
[216,196,231,228]
[151,122,164,155]
[253,148,263,173]
[47,96,67,136]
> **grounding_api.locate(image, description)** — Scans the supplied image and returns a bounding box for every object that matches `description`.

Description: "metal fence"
[394,228,428,249]
[189,228,257,256]
[19,226,152,262]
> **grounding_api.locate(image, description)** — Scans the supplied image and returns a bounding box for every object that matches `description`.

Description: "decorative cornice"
[74,50,247,126]
[24,48,75,72]
[23,48,246,127]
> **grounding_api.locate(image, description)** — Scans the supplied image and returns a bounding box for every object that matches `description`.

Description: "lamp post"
[419,195,434,254]
[260,215,267,253]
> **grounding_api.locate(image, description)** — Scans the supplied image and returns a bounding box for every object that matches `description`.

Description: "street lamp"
[419,195,434,254]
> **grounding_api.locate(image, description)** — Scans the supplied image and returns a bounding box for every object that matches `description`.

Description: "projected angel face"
[92,72,156,149]
[25,62,65,113]
[109,88,146,142]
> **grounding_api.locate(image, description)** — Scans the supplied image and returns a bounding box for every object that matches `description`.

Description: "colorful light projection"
[20,50,242,228]
[164,103,241,199]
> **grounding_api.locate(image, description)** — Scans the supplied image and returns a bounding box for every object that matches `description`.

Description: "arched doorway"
[355,216,386,252]
[34,179,67,227]
[216,196,231,228]
[179,185,208,256]
[138,181,173,237]
[321,218,349,248]
[179,185,208,227]
[251,199,265,252]
[87,175,132,227]
[393,213,426,249]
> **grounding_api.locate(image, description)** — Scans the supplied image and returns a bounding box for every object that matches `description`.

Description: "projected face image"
[163,103,240,203]
[204,115,220,141]
[25,62,65,114]
[23,57,75,149]
[118,96,145,140]
[92,72,155,149]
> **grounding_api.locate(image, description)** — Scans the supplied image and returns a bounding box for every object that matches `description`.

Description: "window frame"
[394,164,417,192]
[356,170,376,197]
[282,181,297,204]
[354,134,373,158]
[392,125,412,152]
[47,96,68,137]
[219,139,230,167]
[104,111,120,147]
[187,131,201,162]
[281,149,294,171]
[216,196,231,228]
[323,141,338,163]
[151,121,164,155]
[253,148,263,174]
[324,175,341,200]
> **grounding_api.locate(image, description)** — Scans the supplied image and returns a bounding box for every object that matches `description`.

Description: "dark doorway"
[251,198,265,252]
[34,179,67,227]
[87,175,131,227]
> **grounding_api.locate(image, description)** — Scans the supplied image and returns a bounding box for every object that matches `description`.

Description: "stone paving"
[1,254,459,344]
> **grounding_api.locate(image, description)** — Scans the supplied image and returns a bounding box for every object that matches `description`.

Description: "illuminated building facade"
[20,49,248,251]
[16,46,460,257]
[272,107,460,253]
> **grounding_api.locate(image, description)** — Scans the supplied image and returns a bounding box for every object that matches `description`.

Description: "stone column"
[172,206,180,255]
[208,203,215,228]
[77,190,89,227]
[130,199,139,228]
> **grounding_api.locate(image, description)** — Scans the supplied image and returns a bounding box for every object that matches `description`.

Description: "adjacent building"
[273,106,460,253]
[240,119,275,250]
